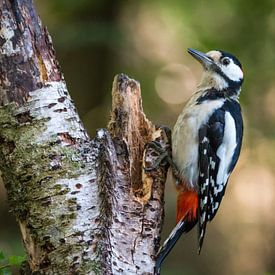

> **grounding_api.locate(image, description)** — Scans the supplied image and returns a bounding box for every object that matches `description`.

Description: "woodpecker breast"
[172,90,226,189]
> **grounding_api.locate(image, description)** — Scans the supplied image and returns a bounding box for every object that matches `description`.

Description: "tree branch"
[0,1,170,274]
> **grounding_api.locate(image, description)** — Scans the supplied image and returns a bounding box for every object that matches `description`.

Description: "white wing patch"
[215,111,237,194]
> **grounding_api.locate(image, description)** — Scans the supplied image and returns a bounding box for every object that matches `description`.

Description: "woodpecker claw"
[144,141,185,185]
[143,152,168,171]
[144,141,170,172]
[145,140,165,153]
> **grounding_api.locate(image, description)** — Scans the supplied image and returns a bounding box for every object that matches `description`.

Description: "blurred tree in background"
[1,0,275,274]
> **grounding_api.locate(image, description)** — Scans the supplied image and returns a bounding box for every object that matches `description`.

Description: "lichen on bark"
[0,81,101,273]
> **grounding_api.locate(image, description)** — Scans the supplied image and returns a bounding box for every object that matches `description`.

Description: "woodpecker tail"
[155,191,198,274]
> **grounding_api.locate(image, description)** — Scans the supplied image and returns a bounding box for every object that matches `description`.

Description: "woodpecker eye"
[221,58,230,66]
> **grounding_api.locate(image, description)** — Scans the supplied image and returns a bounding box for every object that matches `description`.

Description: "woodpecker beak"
[187,48,214,70]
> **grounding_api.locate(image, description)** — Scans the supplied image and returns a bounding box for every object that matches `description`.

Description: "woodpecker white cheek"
[221,62,243,82]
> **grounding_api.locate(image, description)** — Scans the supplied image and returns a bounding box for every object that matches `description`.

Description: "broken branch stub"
[104,74,171,274]
[108,74,154,195]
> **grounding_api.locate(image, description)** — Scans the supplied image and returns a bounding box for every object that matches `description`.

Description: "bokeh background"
[1,0,275,274]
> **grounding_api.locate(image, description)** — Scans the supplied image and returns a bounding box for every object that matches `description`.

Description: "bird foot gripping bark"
[142,125,172,172]
[143,129,185,185]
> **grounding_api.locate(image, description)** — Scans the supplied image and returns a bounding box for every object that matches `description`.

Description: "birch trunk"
[0,1,170,274]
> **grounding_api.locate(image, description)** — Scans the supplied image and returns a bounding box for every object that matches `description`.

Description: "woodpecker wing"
[208,100,243,221]
[198,99,243,250]
[198,125,211,251]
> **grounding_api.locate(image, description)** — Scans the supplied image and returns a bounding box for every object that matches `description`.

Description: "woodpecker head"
[188,48,243,95]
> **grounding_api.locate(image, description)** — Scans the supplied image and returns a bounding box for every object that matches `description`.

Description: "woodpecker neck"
[199,71,242,98]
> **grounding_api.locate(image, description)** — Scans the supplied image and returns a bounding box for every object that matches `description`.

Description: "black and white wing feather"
[198,99,243,251]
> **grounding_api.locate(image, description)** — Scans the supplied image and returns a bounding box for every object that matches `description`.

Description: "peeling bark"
[0,1,170,274]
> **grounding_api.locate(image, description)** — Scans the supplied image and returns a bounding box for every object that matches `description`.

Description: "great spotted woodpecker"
[155,48,244,272]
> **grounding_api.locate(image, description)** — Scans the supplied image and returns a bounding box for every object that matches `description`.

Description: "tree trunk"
[0,1,170,274]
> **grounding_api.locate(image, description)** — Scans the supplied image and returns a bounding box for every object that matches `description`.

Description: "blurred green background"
[1,0,275,274]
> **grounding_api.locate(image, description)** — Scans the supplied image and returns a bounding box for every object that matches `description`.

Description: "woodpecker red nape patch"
[176,191,198,223]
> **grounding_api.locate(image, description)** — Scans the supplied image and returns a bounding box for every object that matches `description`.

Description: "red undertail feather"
[176,191,198,223]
